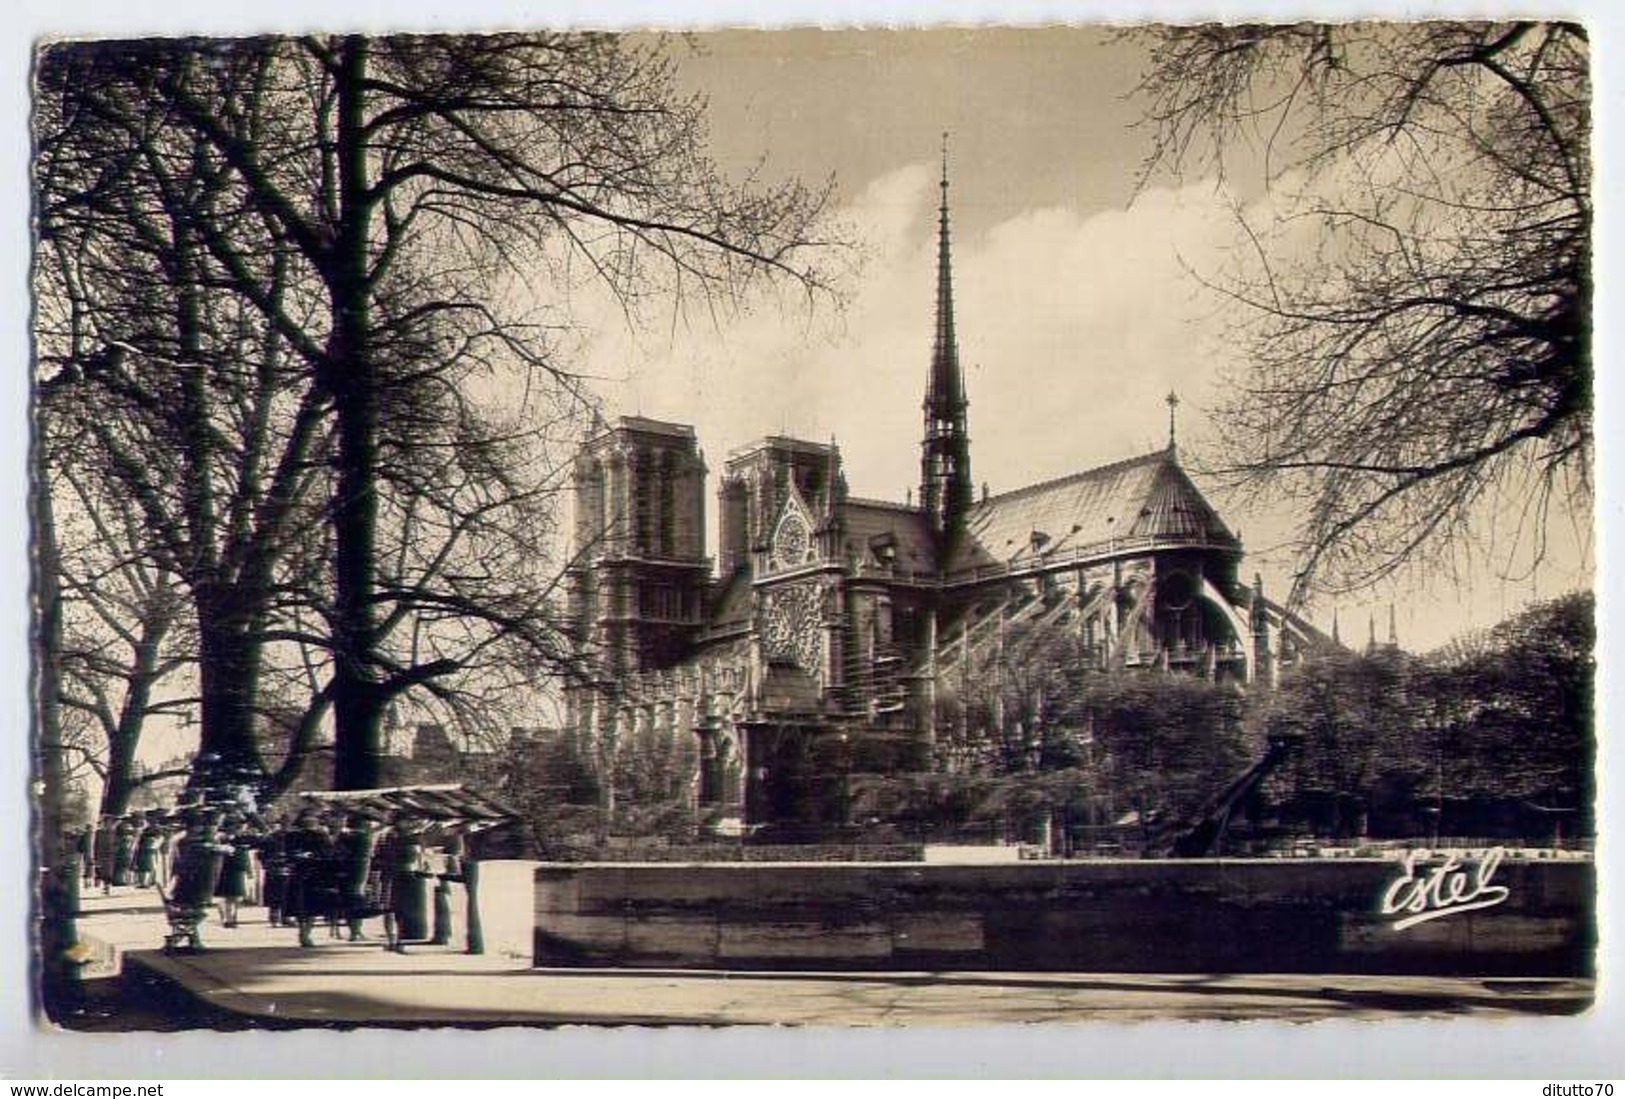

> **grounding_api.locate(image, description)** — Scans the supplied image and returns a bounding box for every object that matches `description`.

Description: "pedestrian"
[283,811,336,949]
[214,815,254,928]
[92,816,115,894]
[135,812,164,888]
[368,816,404,952]
[318,814,347,939]
[259,814,292,927]
[367,816,432,953]
[111,815,138,887]
[73,826,94,886]
[166,809,229,951]
[336,814,382,942]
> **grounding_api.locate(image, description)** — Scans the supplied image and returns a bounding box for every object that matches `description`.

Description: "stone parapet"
[533,856,1594,976]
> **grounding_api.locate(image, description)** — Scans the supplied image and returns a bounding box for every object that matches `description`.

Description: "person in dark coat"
[74,826,95,886]
[111,816,138,887]
[259,816,292,927]
[335,815,382,942]
[92,817,115,894]
[283,811,337,948]
[366,818,406,952]
[135,812,164,888]
[167,811,230,950]
[364,816,431,953]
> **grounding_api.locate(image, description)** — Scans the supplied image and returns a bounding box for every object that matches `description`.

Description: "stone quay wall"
[532,856,1594,976]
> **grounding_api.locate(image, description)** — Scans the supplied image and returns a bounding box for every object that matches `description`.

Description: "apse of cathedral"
[563,147,1331,832]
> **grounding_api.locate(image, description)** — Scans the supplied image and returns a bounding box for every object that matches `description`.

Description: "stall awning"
[292,784,519,831]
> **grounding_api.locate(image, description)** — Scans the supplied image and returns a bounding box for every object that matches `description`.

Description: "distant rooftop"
[726,435,836,463]
[585,415,697,446]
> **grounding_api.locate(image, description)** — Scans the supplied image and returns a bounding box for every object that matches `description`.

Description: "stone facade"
[564,162,1331,833]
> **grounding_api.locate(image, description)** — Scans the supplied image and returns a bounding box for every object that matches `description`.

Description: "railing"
[845,533,1241,589]
[543,842,926,863]
[946,533,1240,587]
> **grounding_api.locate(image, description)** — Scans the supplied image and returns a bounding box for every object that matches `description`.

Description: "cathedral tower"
[919,134,973,551]
[567,416,708,681]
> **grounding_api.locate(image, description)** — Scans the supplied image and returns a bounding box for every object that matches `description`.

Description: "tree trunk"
[100,724,140,821]
[192,588,265,790]
[265,693,332,799]
[34,457,66,866]
[33,396,76,1013]
[99,609,173,818]
[322,37,385,790]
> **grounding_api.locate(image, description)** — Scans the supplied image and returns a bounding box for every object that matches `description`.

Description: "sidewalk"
[67,888,1595,1028]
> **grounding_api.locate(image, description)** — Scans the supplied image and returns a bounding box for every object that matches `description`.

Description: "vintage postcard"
[18,13,1607,1076]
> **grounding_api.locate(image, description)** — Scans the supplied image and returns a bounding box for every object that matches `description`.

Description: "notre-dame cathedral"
[564,157,1329,833]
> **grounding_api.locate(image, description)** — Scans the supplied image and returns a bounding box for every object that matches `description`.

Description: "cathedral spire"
[931,134,959,401]
[921,133,972,548]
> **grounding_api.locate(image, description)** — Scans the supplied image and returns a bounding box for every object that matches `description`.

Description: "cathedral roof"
[947,447,1240,576]
[840,498,937,574]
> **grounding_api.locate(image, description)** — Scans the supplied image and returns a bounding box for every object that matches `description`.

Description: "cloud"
[587,163,1248,494]
[577,158,1590,651]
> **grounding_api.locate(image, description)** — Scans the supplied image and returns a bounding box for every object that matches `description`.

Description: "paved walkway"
[64,888,1594,1028]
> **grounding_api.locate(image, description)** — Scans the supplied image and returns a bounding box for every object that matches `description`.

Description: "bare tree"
[53,462,192,818]
[1131,22,1590,605]
[145,34,842,788]
[35,33,845,793]
[33,59,332,791]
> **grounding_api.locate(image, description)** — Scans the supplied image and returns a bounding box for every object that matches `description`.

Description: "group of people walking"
[73,805,479,954]
[277,810,464,951]
[77,810,175,893]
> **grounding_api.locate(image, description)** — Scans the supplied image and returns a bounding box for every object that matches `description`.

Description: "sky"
[3,1,1621,1080]
[17,24,1596,783]
[574,28,1594,653]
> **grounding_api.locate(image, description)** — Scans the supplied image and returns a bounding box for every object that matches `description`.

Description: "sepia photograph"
[17,8,1609,1070]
